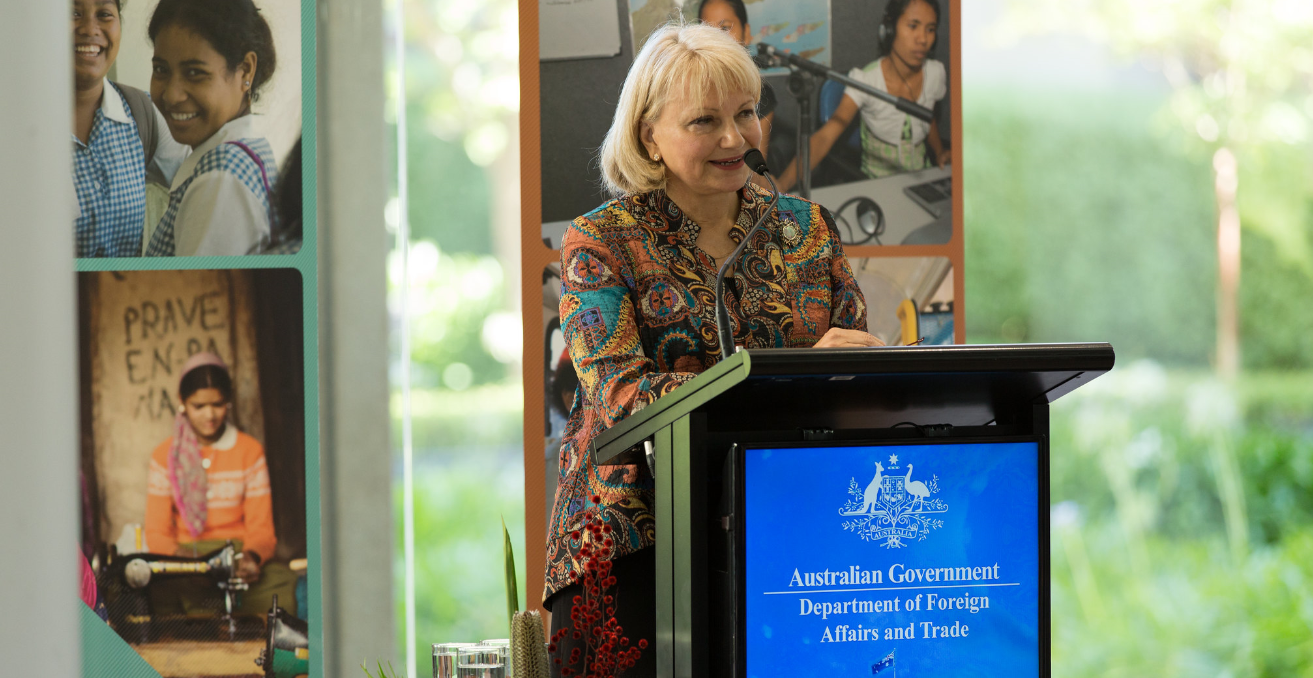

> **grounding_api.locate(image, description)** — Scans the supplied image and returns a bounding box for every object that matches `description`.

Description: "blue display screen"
[743,442,1040,677]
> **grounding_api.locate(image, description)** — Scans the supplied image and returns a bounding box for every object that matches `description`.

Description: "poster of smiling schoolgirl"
[71,0,303,258]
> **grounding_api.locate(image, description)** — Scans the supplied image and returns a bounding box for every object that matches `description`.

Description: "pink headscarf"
[169,352,229,539]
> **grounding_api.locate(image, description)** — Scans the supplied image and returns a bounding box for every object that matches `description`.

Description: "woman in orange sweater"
[144,352,295,616]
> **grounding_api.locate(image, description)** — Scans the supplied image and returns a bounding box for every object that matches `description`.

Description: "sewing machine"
[104,540,250,641]
[254,594,309,678]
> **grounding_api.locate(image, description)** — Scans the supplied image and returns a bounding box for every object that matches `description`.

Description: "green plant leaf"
[503,515,520,634]
[360,659,400,678]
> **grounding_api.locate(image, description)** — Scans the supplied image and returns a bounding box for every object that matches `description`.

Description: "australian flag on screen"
[872,649,896,675]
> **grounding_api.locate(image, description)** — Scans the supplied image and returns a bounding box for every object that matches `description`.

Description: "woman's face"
[700,2,751,47]
[891,0,937,68]
[151,25,256,148]
[183,387,229,442]
[642,87,762,200]
[72,0,121,91]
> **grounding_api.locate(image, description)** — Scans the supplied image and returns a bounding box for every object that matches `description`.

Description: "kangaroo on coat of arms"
[840,454,947,548]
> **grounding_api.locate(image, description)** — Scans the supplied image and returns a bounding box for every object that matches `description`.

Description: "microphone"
[751,52,780,69]
[743,148,771,175]
[756,42,934,122]
[757,43,827,77]
[714,148,781,359]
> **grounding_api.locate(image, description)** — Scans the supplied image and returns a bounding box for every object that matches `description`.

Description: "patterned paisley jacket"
[545,183,868,601]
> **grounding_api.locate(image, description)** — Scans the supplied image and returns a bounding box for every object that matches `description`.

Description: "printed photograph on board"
[77,269,309,677]
[632,0,830,64]
[72,0,304,258]
[539,0,952,248]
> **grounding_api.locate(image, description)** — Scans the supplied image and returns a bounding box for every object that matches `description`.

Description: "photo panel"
[78,269,308,676]
[539,0,952,247]
[75,0,305,258]
[767,0,953,247]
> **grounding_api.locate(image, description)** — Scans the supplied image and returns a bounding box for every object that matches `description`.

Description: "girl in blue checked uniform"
[144,0,280,257]
[72,0,189,258]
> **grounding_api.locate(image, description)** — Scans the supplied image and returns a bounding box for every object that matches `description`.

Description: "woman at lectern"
[545,21,880,676]
[777,0,949,190]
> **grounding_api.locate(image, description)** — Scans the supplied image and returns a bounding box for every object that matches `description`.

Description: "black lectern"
[592,343,1114,678]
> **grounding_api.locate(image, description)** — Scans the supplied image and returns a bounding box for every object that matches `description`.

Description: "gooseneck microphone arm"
[714,148,781,359]
[757,43,934,122]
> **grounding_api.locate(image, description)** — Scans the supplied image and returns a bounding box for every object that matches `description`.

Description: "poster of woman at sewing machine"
[77,268,309,676]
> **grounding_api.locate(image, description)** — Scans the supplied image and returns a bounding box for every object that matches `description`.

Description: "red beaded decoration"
[550,496,647,677]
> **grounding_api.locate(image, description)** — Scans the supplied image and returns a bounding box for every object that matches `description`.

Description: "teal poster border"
[77,0,321,673]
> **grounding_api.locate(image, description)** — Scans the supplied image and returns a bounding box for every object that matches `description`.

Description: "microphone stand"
[715,150,780,359]
[759,43,934,199]
[789,69,817,199]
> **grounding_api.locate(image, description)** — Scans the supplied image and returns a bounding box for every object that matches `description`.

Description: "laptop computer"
[903,175,951,218]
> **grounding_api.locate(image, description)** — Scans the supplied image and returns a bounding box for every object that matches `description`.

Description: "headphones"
[877,0,941,56]
[834,196,885,246]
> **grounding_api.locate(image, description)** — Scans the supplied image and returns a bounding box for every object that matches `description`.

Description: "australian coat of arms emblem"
[839,454,947,548]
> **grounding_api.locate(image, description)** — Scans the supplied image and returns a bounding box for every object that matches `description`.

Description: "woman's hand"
[813,328,886,348]
[936,147,952,168]
[236,552,262,584]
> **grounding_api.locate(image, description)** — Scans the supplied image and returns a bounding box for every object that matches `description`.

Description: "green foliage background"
[964,88,1313,368]
[965,86,1313,675]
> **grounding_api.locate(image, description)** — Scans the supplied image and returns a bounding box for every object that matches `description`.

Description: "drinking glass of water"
[432,642,477,678]
[456,644,505,678]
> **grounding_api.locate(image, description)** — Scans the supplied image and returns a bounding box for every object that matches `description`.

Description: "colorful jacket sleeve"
[821,207,869,332]
[559,217,696,428]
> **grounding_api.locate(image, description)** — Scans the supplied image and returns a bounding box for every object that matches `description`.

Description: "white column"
[318,0,397,674]
[0,2,79,677]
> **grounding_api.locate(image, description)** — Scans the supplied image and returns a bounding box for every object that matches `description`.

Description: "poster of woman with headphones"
[650,0,955,246]
[774,0,949,188]
[741,0,955,248]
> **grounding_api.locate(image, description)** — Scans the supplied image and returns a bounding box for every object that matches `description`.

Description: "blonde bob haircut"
[599,21,762,196]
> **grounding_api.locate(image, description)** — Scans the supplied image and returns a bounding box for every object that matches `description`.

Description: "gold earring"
[653,152,661,162]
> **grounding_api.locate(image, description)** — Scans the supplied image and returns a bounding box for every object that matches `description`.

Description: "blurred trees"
[964,91,1219,362]
[998,0,1313,266]
[970,4,1313,675]
[389,0,522,391]
[390,0,519,255]
[386,0,526,664]
[981,0,1313,371]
